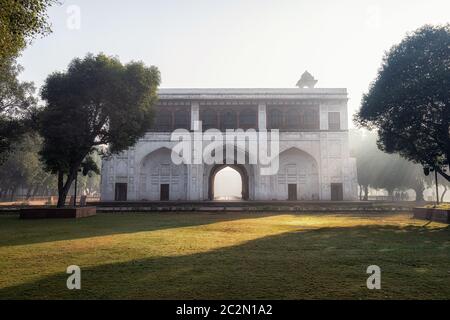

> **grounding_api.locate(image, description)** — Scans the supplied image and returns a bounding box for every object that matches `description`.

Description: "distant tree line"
[351,130,448,202]
[0,133,101,200]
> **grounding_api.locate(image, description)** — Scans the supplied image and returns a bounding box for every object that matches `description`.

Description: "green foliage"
[81,155,100,177]
[38,53,160,206]
[0,57,37,163]
[354,24,450,182]
[0,1,55,162]
[0,0,56,60]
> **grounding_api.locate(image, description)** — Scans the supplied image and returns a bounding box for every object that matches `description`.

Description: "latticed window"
[286,109,301,129]
[221,111,237,130]
[200,109,217,130]
[154,110,172,131]
[174,109,190,129]
[269,109,283,129]
[328,112,341,130]
[302,109,319,130]
[239,109,257,129]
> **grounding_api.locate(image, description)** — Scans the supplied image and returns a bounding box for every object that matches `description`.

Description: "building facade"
[101,79,358,202]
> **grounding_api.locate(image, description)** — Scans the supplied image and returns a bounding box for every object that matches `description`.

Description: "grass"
[0,212,448,300]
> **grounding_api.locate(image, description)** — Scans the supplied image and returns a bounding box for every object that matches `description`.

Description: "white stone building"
[101,74,358,202]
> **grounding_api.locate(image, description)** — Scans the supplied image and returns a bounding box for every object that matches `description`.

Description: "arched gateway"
[208,164,250,200]
[101,79,359,201]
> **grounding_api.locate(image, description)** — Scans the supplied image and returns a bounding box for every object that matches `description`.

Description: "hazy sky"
[18,0,450,126]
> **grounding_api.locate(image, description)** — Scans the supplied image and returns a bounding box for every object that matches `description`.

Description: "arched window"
[286,109,301,129]
[200,109,217,130]
[174,109,190,129]
[239,109,257,129]
[154,110,172,131]
[221,111,237,130]
[269,109,283,129]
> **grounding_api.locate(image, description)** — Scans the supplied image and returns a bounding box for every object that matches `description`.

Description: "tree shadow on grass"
[0,212,289,247]
[0,211,414,247]
[1,224,448,300]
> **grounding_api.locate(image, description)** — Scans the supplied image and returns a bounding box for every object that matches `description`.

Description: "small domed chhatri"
[296,71,318,88]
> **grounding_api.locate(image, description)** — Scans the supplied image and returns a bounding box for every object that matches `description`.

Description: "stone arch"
[278,144,320,166]
[139,147,187,200]
[275,147,320,200]
[203,144,255,200]
[208,164,249,200]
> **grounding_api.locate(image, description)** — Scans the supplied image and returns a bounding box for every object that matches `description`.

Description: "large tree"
[0,0,55,163]
[0,0,56,61]
[0,57,37,163]
[38,53,160,207]
[354,24,450,182]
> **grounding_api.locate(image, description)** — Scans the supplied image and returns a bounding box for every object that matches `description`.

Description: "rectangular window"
[328,112,341,130]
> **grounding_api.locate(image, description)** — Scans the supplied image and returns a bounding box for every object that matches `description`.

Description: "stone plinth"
[20,206,96,219]
[413,207,450,224]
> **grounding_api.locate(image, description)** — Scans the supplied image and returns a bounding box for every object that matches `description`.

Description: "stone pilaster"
[191,102,199,130]
[258,103,267,130]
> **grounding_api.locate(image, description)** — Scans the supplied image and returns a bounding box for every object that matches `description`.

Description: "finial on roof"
[296,71,318,88]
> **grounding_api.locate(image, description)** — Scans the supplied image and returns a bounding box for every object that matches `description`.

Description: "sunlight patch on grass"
[0,212,448,299]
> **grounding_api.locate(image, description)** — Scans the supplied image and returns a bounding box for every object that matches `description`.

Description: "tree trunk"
[363,185,369,201]
[56,171,74,208]
[55,150,91,208]
[56,163,82,208]
[414,186,425,202]
[359,184,363,200]
[26,187,32,199]
[441,185,447,203]
[32,185,39,197]
[10,186,16,201]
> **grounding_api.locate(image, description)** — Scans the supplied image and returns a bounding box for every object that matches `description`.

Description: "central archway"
[208,164,249,200]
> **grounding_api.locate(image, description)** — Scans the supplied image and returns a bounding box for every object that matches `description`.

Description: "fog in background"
[9,1,450,200]
[17,0,450,128]
[214,167,242,200]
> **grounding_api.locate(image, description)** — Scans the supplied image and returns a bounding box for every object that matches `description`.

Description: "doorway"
[114,183,127,201]
[331,183,343,201]
[160,184,170,201]
[213,167,242,200]
[209,164,249,200]
[288,184,297,200]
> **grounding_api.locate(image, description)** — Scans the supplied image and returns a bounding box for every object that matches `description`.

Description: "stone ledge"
[20,207,96,219]
[413,207,450,224]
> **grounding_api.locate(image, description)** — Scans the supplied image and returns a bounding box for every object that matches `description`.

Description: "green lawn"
[0,212,448,299]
